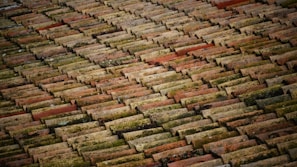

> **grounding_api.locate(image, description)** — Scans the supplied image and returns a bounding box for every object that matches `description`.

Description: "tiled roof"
[0,0,297,166]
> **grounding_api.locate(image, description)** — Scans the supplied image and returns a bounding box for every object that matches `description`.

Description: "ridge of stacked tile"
[0,0,297,166]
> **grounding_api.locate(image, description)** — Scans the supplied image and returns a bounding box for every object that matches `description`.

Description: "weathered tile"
[96,153,145,167]
[131,133,179,152]
[89,148,137,165]
[44,113,89,128]
[39,153,89,167]
[31,103,77,121]
[76,136,124,155]
[168,154,215,167]
[241,154,290,167]
[210,105,258,122]
[237,117,295,137]
[277,139,297,154]
[238,84,283,105]
[187,158,223,167]
[0,113,33,131]
[91,106,135,122]
[152,144,193,161]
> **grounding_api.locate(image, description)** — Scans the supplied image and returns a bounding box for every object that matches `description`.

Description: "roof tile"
[188,158,223,167]
[96,153,145,167]
[168,154,215,167]
[31,103,77,121]
[152,145,193,162]
[242,154,290,167]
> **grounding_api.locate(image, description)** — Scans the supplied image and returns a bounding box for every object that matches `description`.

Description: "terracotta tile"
[211,0,252,9]
[265,73,297,87]
[91,148,137,165]
[2,86,43,101]
[185,126,228,144]
[84,101,120,115]
[15,94,53,107]
[277,139,297,154]
[0,107,25,119]
[225,35,262,49]
[44,113,89,128]
[202,28,236,44]
[66,129,112,149]
[0,153,29,166]
[191,67,225,81]
[1,5,30,17]
[0,113,33,131]
[121,127,163,142]
[226,112,277,129]
[168,154,215,167]
[182,91,228,110]
[31,103,77,121]
[170,118,211,136]
[111,86,151,100]
[274,93,297,114]
[225,81,265,97]
[139,101,180,117]
[92,105,135,122]
[109,118,152,134]
[54,120,97,136]
[237,117,295,137]
[259,88,292,103]
[270,50,297,66]
[221,143,266,161]
[76,137,124,155]
[201,100,244,117]
[215,139,253,156]
[192,129,239,149]
[149,77,189,92]
[0,76,27,90]
[162,115,202,132]
[145,72,187,88]
[96,153,145,167]
[74,94,112,107]
[142,139,186,157]
[170,58,205,73]
[241,154,290,167]
[39,153,89,167]
[184,62,216,76]
[137,99,174,114]
[286,58,297,70]
[33,147,73,164]
[231,148,279,166]
[5,158,33,167]
[152,145,193,162]
[174,87,217,103]
[150,108,195,125]
[248,4,281,16]
[3,52,36,67]
[255,125,297,143]
[166,81,204,99]
[28,142,68,157]
[81,144,127,160]
[187,158,223,167]
[95,76,128,90]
